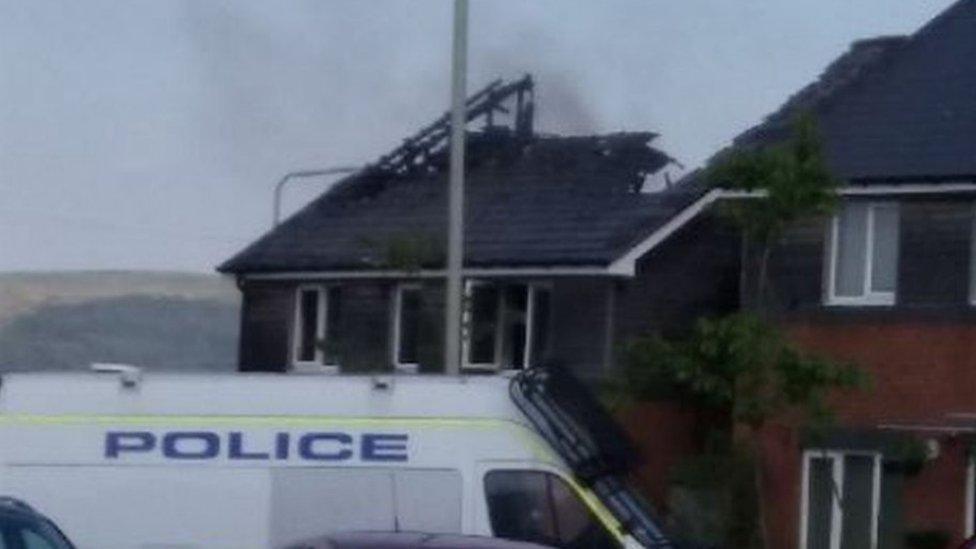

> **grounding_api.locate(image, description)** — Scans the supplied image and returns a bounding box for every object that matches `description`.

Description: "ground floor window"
[484,469,618,549]
[463,281,552,370]
[801,450,881,549]
[292,285,341,371]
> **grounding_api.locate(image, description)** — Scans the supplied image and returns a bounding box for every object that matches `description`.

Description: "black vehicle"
[281,532,555,549]
[0,498,75,549]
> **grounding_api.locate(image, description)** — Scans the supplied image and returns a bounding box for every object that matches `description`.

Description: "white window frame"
[826,202,899,306]
[966,455,975,538]
[391,283,422,374]
[461,281,551,371]
[291,284,338,374]
[799,449,882,549]
[969,203,976,306]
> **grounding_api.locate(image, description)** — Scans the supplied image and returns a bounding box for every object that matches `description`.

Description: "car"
[0,497,75,549]
[280,532,556,549]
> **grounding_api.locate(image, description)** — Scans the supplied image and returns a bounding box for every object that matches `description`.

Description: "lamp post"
[443,0,468,375]
[272,167,359,227]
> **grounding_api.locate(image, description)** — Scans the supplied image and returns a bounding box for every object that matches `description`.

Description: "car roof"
[283,532,554,549]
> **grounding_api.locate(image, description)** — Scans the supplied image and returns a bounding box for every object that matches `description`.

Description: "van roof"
[0,372,526,422]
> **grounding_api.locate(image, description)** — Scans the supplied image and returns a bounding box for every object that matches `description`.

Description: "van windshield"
[484,470,618,549]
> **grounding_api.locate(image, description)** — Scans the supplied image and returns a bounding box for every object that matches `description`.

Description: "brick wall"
[754,320,976,548]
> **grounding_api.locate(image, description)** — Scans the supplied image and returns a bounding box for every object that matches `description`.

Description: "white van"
[0,367,670,549]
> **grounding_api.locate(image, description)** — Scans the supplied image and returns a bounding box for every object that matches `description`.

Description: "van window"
[0,520,73,549]
[484,470,618,549]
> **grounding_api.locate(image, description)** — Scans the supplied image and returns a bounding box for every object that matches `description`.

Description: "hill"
[0,271,240,372]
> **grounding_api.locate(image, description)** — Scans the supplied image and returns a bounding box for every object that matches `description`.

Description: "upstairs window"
[292,285,341,372]
[826,202,899,306]
[463,282,552,370]
[392,284,422,372]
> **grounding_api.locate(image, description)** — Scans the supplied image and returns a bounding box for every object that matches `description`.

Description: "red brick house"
[701,1,976,547]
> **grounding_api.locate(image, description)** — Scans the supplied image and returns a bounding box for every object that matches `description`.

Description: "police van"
[0,366,670,549]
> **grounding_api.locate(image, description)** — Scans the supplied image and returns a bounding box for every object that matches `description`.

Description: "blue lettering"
[105,431,155,458]
[298,433,353,461]
[362,433,408,462]
[275,432,290,460]
[228,432,271,460]
[162,431,220,460]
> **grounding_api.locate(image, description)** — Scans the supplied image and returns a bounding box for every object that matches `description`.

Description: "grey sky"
[0,0,954,272]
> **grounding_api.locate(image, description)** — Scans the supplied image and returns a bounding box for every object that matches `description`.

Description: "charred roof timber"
[371,75,535,177]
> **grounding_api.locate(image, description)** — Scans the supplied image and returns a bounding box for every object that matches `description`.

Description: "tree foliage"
[621,313,867,430]
[708,114,839,244]
[708,115,840,306]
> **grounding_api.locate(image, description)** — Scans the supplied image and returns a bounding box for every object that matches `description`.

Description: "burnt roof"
[219,130,698,274]
[721,0,976,183]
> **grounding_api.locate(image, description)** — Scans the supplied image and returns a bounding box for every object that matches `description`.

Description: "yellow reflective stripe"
[565,477,626,544]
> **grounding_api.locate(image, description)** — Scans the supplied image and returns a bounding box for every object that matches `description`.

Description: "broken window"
[464,281,551,370]
[292,285,340,371]
[393,284,422,371]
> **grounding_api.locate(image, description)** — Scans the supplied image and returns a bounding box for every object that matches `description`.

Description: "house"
[701,1,976,547]
[218,76,740,380]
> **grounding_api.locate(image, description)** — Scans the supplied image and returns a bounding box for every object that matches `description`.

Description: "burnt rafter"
[369,74,535,176]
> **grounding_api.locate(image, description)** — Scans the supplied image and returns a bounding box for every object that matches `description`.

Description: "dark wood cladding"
[758,197,976,318]
[549,278,613,379]
[899,199,972,307]
[614,215,741,343]
[760,215,829,313]
[238,281,294,372]
[337,281,393,373]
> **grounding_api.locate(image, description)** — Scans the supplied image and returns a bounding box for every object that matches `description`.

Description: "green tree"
[708,114,838,308]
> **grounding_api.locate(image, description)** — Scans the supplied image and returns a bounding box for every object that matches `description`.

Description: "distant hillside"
[0,271,240,372]
[0,270,238,324]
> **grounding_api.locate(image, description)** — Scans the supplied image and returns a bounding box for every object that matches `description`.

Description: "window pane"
[548,474,619,549]
[806,457,834,549]
[835,203,868,297]
[398,288,421,365]
[23,527,70,549]
[469,285,499,365]
[503,285,529,369]
[531,288,552,367]
[324,287,342,365]
[870,205,899,293]
[485,470,557,546]
[298,289,319,362]
[840,456,874,549]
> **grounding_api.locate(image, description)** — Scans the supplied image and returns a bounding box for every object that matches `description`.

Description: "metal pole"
[443,0,468,375]
[273,167,359,227]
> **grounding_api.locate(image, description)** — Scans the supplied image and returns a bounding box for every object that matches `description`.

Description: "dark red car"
[280,532,556,549]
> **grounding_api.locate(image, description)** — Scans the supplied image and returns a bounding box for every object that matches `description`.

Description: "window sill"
[394,363,419,374]
[824,295,895,307]
[291,363,340,375]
